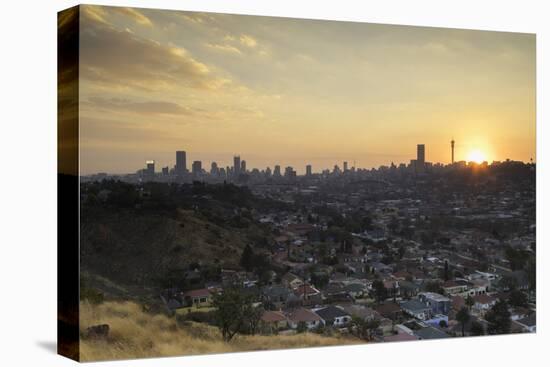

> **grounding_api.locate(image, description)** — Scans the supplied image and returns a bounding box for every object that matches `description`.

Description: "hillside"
[80,181,279,296]
[79,301,362,361]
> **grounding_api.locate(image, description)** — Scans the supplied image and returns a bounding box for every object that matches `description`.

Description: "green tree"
[485,300,511,335]
[465,295,474,310]
[470,321,485,336]
[240,244,254,272]
[296,321,308,333]
[456,307,471,337]
[371,280,388,304]
[508,290,528,308]
[212,288,254,341]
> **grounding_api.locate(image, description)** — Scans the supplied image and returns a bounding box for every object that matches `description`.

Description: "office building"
[192,160,202,175]
[233,155,241,176]
[175,151,187,175]
[306,164,312,176]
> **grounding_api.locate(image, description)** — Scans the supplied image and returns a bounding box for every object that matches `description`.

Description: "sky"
[78,5,536,175]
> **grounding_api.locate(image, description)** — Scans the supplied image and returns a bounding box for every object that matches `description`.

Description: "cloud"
[80,10,228,91]
[239,34,257,48]
[112,7,153,27]
[83,97,196,116]
[206,43,242,55]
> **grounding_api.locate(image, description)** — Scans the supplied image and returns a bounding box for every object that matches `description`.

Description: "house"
[451,295,466,312]
[442,280,470,296]
[182,288,212,307]
[384,332,420,342]
[400,300,432,320]
[375,302,403,322]
[414,326,450,340]
[260,310,288,333]
[314,306,352,327]
[281,273,303,289]
[344,283,367,298]
[515,313,536,333]
[262,285,292,308]
[342,304,379,322]
[418,292,451,315]
[287,308,323,330]
[399,280,421,299]
[472,294,497,314]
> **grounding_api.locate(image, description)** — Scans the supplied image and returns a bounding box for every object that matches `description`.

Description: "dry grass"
[79,301,362,362]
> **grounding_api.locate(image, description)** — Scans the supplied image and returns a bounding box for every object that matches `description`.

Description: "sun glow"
[467,149,487,164]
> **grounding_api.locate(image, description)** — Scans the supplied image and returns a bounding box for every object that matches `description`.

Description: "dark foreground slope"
[79,181,282,298]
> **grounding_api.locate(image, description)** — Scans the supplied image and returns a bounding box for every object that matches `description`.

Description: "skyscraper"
[306,164,312,176]
[417,144,425,165]
[273,165,281,177]
[192,160,202,175]
[210,162,219,176]
[416,144,426,173]
[343,161,348,172]
[233,155,241,176]
[175,151,187,176]
[240,160,247,173]
[146,160,155,176]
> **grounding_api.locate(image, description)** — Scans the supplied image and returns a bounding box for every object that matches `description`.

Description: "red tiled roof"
[287,308,322,322]
[183,288,211,298]
[261,311,287,323]
[473,294,496,304]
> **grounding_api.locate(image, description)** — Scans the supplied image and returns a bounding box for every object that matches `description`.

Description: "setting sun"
[467,149,487,164]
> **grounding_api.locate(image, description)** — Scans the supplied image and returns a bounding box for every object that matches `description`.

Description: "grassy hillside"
[79,301,362,361]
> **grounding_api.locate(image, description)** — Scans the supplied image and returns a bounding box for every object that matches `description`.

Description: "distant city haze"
[79,5,536,175]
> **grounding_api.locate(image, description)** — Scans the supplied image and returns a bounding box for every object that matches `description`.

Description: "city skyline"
[78,5,535,175]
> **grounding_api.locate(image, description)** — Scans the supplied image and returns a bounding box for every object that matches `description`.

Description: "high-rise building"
[241,160,247,173]
[146,160,155,176]
[273,165,281,177]
[284,166,296,178]
[233,155,241,176]
[306,164,312,176]
[210,162,219,176]
[417,144,425,165]
[343,161,348,172]
[451,139,455,164]
[175,151,187,175]
[192,160,202,175]
[162,166,169,175]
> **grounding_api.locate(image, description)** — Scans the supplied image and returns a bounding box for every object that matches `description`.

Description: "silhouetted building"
[306,164,312,176]
[210,162,219,176]
[162,166,169,175]
[451,139,455,164]
[233,155,241,176]
[175,151,187,176]
[192,161,202,175]
[343,161,349,172]
[274,165,281,177]
[241,160,247,173]
[146,160,155,176]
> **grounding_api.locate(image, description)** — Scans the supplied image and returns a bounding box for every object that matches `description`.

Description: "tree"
[240,244,254,272]
[371,280,388,304]
[465,295,474,310]
[470,321,485,336]
[212,288,254,341]
[351,316,380,340]
[485,300,511,335]
[456,307,471,337]
[443,260,450,281]
[508,290,528,308]
[296,321,308,333]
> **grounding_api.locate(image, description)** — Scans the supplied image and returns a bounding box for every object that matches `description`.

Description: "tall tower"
[451,139,455,164]
[233,155,241,176]
[175,151,187,176]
